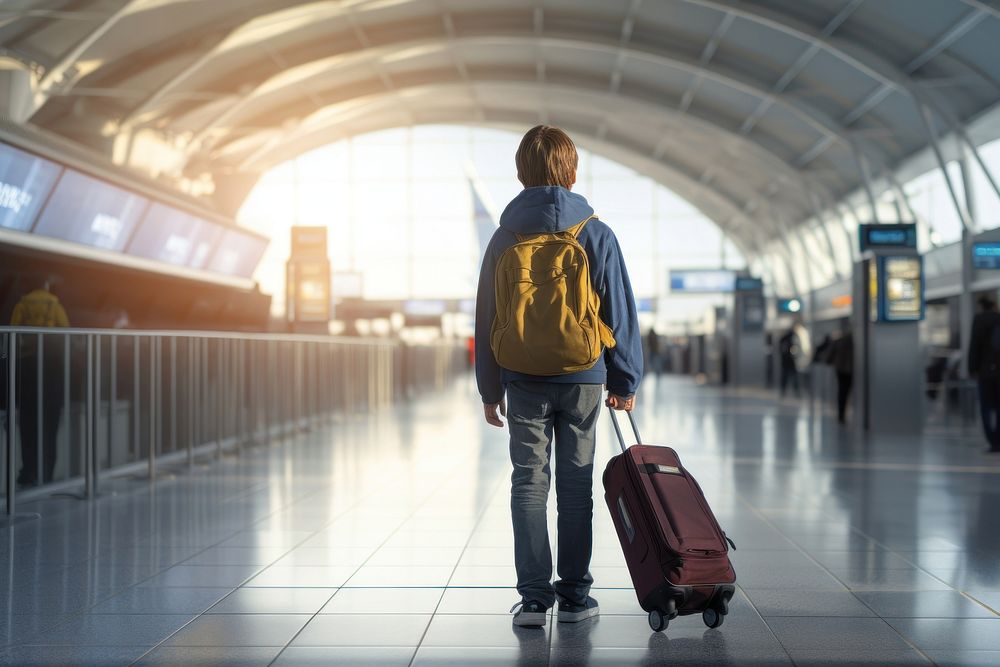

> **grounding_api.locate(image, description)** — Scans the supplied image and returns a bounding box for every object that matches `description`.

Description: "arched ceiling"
[3,0,1000,255]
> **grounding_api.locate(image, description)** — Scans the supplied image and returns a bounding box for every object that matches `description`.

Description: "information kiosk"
[853,224,925,435]
[729,276,766,387]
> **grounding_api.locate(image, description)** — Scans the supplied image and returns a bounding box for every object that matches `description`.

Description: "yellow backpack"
[490,217,616,375]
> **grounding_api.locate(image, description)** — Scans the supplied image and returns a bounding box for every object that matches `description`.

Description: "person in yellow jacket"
[10,281,69,485]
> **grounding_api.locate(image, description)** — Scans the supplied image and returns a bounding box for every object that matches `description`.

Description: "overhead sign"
[972,242,1000,269]
[291,226,328,258]
[669,270,735,293]
[858,223,917,252]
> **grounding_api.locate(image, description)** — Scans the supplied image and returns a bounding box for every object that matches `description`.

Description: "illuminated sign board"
[881,256,924,321]
[34,169,148,251]
[972,243,1000,270]
[0,143,62,231]
[777,298,802,314]
[669,270,735,293]
[869,256,923,322]
[858,223,917,252]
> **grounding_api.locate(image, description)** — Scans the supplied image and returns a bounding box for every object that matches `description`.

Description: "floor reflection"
[0,375,998,665]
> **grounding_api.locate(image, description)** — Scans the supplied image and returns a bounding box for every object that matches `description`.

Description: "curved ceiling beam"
[164,34,862,194]
[683,0,989,126]
[205,77,819,218]
[104,16,895,172]
[212,91,778,254]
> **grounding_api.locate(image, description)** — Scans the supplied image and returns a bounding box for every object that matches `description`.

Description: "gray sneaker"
[557,596,600,622]
[510,600,548,627]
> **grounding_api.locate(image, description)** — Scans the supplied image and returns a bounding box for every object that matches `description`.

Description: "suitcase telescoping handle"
[607,406,642,453]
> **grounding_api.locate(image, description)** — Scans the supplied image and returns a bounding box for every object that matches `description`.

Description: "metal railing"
[1,328,466,515]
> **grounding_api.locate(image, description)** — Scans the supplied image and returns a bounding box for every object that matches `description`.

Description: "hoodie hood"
[498,186,594,234]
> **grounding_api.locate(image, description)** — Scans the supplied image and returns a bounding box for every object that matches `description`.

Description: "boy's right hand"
[606,393,635,411]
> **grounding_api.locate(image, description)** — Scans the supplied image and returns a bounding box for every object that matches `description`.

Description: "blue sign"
[669,270,735,293]
[859,224,917,252]
[973,243,1000,269]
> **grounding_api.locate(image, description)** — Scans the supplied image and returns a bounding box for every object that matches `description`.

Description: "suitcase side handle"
[608,406,643,453]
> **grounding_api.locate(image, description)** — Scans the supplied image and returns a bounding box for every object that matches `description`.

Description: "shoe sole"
[558,607,600,623]
[512,612,547,627]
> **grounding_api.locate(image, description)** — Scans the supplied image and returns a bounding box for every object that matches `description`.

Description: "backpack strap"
[564,215,596,239]
[514,215,596,242]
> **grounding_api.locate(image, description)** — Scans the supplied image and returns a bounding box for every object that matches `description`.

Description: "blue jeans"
[506,381,602,607]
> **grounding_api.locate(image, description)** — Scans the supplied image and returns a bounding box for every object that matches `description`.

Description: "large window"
[239,126,744,318]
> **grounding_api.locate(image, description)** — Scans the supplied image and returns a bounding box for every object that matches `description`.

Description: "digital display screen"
[0,143,62,232]
[127,202,222,267]
[882,256,923,322]
[206,229,267,278]
[972,243,1000,270]
[669,270,735,293]
[34,169,148,251]
[859,224,917,251]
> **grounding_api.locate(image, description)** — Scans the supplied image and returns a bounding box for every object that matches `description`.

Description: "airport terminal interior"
[2,0,1000,665]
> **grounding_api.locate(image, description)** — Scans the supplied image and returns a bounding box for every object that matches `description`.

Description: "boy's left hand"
[484,400,506,427]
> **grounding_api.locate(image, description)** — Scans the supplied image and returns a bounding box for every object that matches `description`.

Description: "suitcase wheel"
[703,607,725,629]
[648,609,668,632]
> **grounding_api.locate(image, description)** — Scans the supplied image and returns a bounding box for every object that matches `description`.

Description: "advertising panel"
[0,143,62,232]
[34,169,148,251]
[882,256,923,321]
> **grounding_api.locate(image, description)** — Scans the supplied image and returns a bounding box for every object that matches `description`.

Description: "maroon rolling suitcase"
[603,409,736,632]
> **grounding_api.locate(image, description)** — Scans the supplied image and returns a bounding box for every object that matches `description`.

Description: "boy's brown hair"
[515,125,578,189]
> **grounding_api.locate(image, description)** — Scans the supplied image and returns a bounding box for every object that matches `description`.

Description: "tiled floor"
[2,375,1000,665]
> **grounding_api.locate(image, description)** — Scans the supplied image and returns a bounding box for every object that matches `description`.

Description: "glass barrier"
[2,329,466,515]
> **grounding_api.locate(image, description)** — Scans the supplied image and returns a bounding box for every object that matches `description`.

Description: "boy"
[475,125,642,627]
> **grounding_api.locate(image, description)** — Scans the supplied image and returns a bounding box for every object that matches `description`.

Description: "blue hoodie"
[475,186,643,404]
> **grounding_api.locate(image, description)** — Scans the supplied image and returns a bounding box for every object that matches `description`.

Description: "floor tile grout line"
[125,411,466,666]
[264,445,494,667]
[735,495,937,664]
[406,472,509,667]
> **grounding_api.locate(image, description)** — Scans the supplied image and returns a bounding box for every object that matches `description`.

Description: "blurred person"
[829,318,854,425]
[778,327,800,396]
[646,327,661,375]
[10,279,70,485]
[476,125,642,628]
[792,316,812,391]
[968,295,1000,453]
